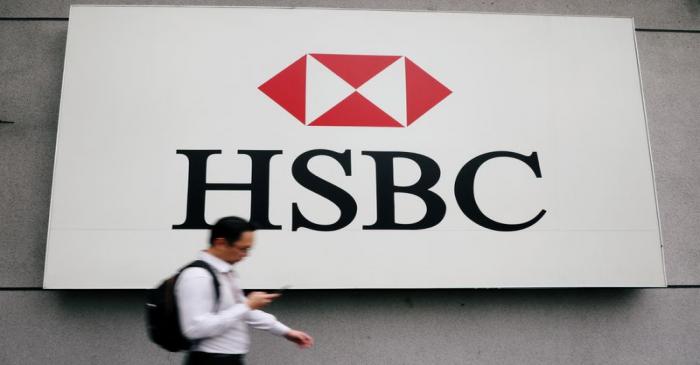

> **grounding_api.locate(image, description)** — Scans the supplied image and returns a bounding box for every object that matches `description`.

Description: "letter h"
[172,150,282,230]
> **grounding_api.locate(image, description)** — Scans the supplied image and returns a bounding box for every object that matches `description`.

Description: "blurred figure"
[176,216,313,365]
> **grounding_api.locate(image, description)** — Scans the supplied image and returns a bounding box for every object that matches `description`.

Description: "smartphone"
[269,285,292,294]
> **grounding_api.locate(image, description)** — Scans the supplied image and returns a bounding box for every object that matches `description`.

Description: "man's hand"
[246,291,280,310]
[284,330,314,349]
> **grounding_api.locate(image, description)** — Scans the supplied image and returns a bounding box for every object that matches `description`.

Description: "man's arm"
[175,268,250,340]
[245,309,290,336]
[245,309,314,348]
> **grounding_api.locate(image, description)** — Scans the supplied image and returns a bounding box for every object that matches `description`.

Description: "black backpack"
[145,260,221,352]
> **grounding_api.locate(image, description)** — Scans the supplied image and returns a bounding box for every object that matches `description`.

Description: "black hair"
[209,216,257,246]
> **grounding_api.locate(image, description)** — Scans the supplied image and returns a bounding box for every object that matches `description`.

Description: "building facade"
[0,1,699,364]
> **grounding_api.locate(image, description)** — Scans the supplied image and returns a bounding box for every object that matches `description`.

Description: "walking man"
[175,216,313,364]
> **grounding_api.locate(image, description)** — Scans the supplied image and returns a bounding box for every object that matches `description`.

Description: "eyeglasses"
[233,245,252,254]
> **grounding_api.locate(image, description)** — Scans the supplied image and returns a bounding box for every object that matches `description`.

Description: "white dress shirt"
[174,251,290,354]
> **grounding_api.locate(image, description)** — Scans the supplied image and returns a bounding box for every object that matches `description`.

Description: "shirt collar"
[198,251,233,273]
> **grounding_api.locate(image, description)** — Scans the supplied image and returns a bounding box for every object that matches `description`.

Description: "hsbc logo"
[173,54,545,233]
[258,54,451,127]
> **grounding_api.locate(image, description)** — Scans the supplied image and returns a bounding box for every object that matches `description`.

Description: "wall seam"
[0,17,699,34]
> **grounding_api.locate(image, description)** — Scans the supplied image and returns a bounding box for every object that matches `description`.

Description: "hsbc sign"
[45,6,666,288]
[174,53,543,232]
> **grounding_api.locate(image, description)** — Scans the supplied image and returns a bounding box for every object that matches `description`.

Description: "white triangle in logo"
[357,57,406,126]
[306,55,355,124]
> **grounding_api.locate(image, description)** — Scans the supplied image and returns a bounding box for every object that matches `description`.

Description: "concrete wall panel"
[1,1,699,30]
[0,22,66,287]
[637,32,700,286]
[0,289,699,364]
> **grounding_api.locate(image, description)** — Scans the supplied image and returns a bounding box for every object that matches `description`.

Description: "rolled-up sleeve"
[245,309,291,336]
[175,268,250,340]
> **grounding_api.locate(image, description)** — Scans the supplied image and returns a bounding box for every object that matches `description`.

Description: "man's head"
[207,216,256,264]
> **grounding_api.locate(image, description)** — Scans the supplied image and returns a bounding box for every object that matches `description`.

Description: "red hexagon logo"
[259,54,451,127]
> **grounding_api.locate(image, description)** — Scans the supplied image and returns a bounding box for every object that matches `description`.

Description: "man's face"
[213,231,254,264]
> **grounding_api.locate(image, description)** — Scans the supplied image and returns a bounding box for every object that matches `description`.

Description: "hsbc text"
[172,150,546,232]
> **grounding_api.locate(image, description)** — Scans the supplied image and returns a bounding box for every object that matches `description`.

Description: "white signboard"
[44,5,666,288]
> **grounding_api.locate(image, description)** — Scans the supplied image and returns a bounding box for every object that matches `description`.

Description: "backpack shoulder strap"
[180,260,221,310]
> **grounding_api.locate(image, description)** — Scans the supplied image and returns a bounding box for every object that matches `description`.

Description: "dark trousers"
[184,351,245,365]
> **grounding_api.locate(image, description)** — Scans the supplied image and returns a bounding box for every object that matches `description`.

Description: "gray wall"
[1,1,698,364]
